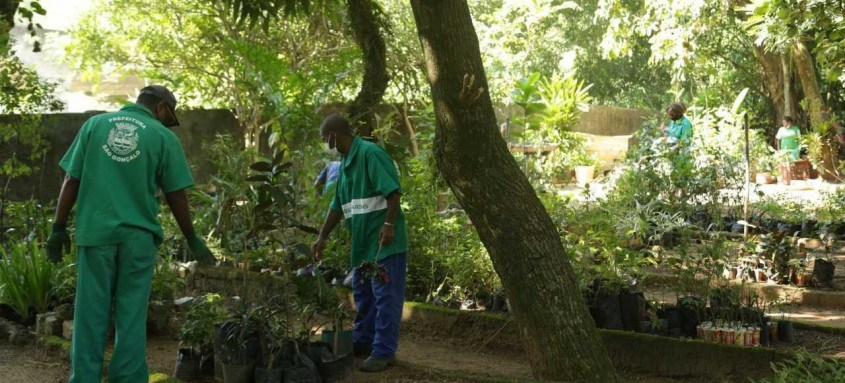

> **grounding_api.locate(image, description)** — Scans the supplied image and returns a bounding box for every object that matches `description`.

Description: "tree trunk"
[409,1,618,381]
[782,53,794,118]
[752,47,802,137]
[0,0,19,27]
[345,0,389,138]
[792,41,839,181]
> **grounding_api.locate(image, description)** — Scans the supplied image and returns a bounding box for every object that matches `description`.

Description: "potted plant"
[573,151,597,187]
[252,300,289,383]
[755,151,777,184]
[756,229,796,284]
[787,258,812,287]
[812,233,837,286]
[175,294,226,381]
[219,304,260,383]
[314,300,353,381]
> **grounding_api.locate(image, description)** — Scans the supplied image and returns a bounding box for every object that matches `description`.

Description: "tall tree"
[409,1,618,381]
[746,0,842,180]
[215,0,390,138]
[345,0,389,138]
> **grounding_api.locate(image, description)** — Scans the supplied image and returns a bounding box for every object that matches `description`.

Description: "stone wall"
[2,109,240,201]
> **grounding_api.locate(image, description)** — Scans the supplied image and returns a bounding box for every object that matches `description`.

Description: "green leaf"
[271,149,286,166]
[249,161,272,172]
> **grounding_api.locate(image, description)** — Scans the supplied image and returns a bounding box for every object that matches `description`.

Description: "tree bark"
[792,41,839,181]
[0,0,19,28]
[345,0,389,138]
[781,53,794,118]
[409,1,618,381]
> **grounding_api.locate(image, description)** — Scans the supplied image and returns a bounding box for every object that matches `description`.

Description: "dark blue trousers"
[352,252,406,358]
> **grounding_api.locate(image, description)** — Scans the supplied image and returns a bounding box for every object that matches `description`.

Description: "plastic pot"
[801,220,817,237]
[320,329,354,356]
[619,291,646,332]
[574,165,595,187]
[770,321,779,342]
[813,259,836,286]
[759,322,770,346]
[319,353,353,382]
[778,320,795,343]
[303,341,332,368]
[222,362,254,383]
[590,290,623,330]
[173,348,201,381]
[254,365,284,383]
[796,272,813,287]
[658,307,682,333]
[283,352,321,383]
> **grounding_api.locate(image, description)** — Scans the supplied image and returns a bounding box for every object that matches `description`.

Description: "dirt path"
[1,334,715,383]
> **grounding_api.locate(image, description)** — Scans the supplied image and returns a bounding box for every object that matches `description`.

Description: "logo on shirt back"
[103,122,141,162]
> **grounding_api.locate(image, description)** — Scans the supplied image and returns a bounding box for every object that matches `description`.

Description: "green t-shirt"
[666,116,693,146]
[776,125,801,160]
[330,136,409,268]
[59,103,194,246]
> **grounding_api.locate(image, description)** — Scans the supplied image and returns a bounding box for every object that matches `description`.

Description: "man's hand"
[186,233,215,266]
[312,237,328,261]
[46,224,71,263]
[379,224,395,247]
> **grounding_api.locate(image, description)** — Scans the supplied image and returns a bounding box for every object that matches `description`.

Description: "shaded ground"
[2,333,725,383]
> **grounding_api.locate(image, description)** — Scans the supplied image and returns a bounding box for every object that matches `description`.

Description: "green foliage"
[754,349,845,383]
[0,56,63,179]
[149,253,185,302]
[180,293,227,350]
[754,194,808,225]
[402,150,500,304]
[247,148,300,238]
[12,1,47,52]
[0,241,54,318]
[815,188,845,224]
[503,72,595,186]
[66,0,358,147]
[614,94,763,221]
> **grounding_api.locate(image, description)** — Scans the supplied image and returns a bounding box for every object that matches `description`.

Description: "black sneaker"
[359,355,396,372]
[353,344,372,358]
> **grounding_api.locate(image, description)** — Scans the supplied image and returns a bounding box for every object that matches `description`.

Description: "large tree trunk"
[782,53,794,118]
[409,1,618,381]
[752,47,801,137]
[345,0,389,138]
[792,41,839,181]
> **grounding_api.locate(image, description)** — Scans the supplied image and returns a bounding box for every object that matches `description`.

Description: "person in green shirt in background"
[776,116,801,161]
[661,102,693,151]
[312,114,409,373]
[45,85,214,383]
[660,102,694,194]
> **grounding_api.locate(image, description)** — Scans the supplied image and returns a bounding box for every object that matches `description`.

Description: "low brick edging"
[401,302,789,381]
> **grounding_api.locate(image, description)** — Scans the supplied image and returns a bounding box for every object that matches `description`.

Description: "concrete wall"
[574,105,653,171]
[574,105,653,136]
[2,109,240,201]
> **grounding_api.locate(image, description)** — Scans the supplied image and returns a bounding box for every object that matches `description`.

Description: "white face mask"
[324,133,340,157]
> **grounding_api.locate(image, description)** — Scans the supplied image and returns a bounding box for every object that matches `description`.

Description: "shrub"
[754,350,845,383]
[0,241,55,320]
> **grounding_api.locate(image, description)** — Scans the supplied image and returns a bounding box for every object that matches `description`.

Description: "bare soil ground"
[1,333,721,383]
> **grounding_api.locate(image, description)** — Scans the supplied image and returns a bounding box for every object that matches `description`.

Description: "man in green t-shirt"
[776,116,801,161]
[312,114,408,373]
[45,85,214,383]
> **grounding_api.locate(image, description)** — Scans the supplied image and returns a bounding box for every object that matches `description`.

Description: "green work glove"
[46,223,72,263]
[186,233,215,266]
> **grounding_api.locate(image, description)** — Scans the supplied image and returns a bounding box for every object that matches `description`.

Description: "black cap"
[139,85,180,127]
